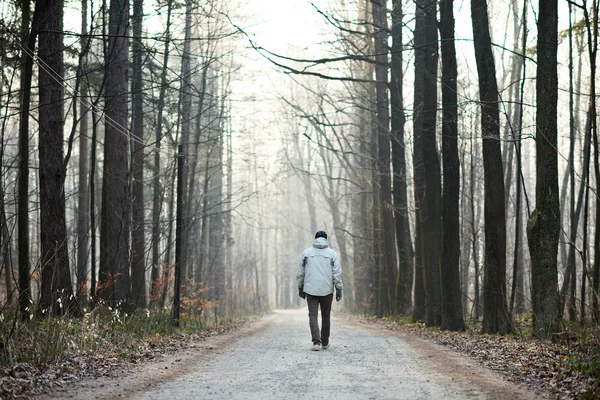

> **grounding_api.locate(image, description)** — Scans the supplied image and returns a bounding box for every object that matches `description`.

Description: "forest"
[0,0,599,396]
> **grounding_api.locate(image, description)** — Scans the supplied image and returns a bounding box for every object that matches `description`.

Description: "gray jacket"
[296,237,343,297]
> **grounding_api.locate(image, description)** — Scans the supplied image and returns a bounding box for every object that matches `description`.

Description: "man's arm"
[296,253,306,290]
[296,254,307,299]
[332,254,343,289]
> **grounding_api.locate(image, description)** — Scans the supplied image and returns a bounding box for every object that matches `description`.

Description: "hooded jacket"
[296,237,343,297]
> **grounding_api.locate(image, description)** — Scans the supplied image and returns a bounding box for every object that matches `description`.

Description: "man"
[296,230,343,351]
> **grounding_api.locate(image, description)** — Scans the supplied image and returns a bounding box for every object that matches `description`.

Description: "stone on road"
[133,309,542,400]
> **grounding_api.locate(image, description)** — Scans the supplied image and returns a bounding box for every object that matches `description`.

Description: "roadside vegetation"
[0,300,250,398]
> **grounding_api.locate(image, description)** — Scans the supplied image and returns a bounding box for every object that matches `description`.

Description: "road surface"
[47,309,547,399]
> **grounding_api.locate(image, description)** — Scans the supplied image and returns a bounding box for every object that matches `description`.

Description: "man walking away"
[297,230,343,351]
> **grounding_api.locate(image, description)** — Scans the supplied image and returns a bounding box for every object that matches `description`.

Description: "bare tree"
[527,0,560,337]
[371,0,397,315]
[37,0,77,316]
[76,0,91,306]
[17,0,36,319]
[412,0,441,325]
[440,0,465,331]
[471,0,510,334]
[99,0,131,305]
[390,0,413,315]
[130,0,146,308]
[151,0,174,306]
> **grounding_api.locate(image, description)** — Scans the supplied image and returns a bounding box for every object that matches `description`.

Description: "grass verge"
[0,304,254,398]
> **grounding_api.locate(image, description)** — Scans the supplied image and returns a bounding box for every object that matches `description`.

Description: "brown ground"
[34,310,551,400]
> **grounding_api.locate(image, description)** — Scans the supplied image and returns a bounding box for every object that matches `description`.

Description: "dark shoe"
[321,343,330,349]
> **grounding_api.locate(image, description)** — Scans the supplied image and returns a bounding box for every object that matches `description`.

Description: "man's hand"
[336,288,342,302]
[298,288,306,299]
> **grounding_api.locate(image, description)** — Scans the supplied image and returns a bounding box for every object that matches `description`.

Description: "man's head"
[315,230,328,240]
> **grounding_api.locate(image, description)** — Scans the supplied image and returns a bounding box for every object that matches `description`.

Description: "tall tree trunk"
[562,1,576,319]
[180,0,192,286]
[90,106,99,301]
[173,145,184,326]
[209,106,225,315]
[76,0,91,306]
[350,0,375,313]
[160,154,178,308]
[372,0,397,315]
[440,0,465,331]
[371,107,383,316]
[186,63,209,281]
[471,0,510,334]
[390,0,414,315]
[196,151,211,288]
[459,145,471,317]
[37,0,78,316]
[130,0,146,309]
[413,0,441,326]
[151,0,173,306]
[586,0,599,323]
[471,137,482,320]
[582,144,591,323]
[99,0,131,305]
[527,0,560,337]
[411,0,428,323]
[225,111,233,313]
[0,48,13,305]
[0,160,13,304]
[579,102,594,323]
[510,0,528,317]
[18,0,36,320]
[560,2,583,321]
[511,142,524,316]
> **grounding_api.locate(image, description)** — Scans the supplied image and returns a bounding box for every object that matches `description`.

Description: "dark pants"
[306,293,333,345]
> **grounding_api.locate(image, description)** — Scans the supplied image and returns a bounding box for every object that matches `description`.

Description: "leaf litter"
[347,315,600,399]
[0,320,245,399]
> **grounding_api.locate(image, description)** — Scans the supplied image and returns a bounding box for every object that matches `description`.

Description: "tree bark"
[372,0,397,315]
[440,0,465,331]
[151,0,173,306]
[90,106,99,301]
[586,0,599,323]
[390,0,414,315]
[37,0,78,316]
[76,0,91,306]
[471,137,482,320]
[413,0,441,326]
[510,0,528,317]
[209,107,226,315]
[173,145,184,326]
[179,0,192,286]
[411,0,427,323]
[580,103,593,324]
[526,0,560,337]
[160,153,178,308]
[99,0,131,305]
[130,0,146,309]
[471,0,510,334]
[0,167,13,304]
[560,2,585,321]
[18,0,36,320]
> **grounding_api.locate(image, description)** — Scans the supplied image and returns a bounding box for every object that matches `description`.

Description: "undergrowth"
[0,302,235,367]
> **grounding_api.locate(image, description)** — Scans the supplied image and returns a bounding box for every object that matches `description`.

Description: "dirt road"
[46,309,548,399]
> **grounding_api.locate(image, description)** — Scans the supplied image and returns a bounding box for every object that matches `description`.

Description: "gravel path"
[126,309,545,400]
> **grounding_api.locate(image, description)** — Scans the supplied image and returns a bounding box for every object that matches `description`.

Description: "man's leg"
[306,294,321,345]
[319,293,334,346]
